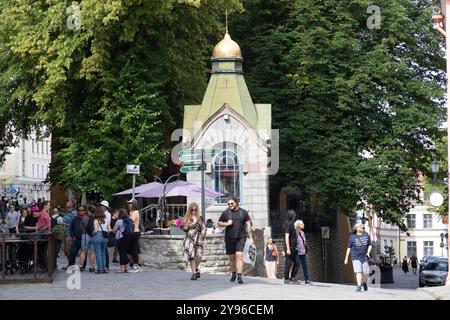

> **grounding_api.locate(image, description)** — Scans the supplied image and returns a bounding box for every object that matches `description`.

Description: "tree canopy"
[0,0,241,198]
[231,0,446,228]
[0,0,446,227]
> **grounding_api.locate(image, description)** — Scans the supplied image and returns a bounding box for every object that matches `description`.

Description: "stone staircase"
[201,235,230,273]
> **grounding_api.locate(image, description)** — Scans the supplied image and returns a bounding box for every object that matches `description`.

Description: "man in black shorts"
[218,196,254,284]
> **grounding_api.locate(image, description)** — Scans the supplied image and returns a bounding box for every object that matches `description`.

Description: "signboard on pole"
[126,165,140,175]
[180,165,203,173]
[321,227,330,239]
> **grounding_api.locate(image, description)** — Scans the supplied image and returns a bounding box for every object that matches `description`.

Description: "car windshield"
[424,261,448,271]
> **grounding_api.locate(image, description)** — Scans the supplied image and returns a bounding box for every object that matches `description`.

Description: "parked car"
[419,257,448,287]
[419,256,439,272]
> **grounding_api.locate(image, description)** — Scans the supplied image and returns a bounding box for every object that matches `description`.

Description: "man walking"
[344,222,372,292]
[99,200,111,271]
[62,200,77,269]
[283,211,299,284]
[218,196,254,284]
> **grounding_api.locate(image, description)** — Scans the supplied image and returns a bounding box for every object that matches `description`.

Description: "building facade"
[0,132,51,202]
[369,202,448,263]
[182,31,272,232]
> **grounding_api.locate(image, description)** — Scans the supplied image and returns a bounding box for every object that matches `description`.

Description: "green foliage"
[232,0,446,228]
[0,0,242,198]
[424,134,448,217]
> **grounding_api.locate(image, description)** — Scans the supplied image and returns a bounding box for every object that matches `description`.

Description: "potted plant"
[52,224,68,241]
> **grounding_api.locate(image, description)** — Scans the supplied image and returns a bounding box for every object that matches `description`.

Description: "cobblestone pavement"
[0,263,437,300]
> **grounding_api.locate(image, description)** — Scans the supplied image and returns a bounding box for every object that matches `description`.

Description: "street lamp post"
[432,1,450,285]
[158,173,180,229]
[432,157,439,182]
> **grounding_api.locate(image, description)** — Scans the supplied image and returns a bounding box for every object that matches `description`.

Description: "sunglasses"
[228,202,236,206]
[192,208,199,212]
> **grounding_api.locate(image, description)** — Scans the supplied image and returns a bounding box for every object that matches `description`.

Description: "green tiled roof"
[184,57,271,140]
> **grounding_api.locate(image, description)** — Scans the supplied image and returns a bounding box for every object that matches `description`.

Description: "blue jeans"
[299,254,309,281]
[92,232,107,271]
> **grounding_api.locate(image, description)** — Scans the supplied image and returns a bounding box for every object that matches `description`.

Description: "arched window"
[213,149,241,203]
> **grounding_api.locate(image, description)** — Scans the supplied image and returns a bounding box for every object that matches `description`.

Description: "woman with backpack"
[80,205,96,272]
[113,208,133,273]
[127,199,143,273]
[182,202,207,280]
[92,206,111,274]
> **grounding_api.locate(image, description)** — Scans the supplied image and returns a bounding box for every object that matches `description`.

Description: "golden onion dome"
[212,32,242,58]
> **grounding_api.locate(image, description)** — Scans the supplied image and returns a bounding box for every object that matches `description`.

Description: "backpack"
[122,218,134,238]
[84,216,94,237]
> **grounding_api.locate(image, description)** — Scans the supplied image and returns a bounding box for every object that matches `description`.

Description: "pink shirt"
[35,210,51,231]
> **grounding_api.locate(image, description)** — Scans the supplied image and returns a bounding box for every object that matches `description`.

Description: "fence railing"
[140,204,188,226]
[0,232,57,284]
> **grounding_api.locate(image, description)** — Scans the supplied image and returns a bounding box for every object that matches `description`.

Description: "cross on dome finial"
[226,9,228,34]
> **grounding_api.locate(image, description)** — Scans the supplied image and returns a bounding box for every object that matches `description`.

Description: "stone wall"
[140,229,266,275]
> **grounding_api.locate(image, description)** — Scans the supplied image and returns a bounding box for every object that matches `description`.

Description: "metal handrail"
[0,231,56,283]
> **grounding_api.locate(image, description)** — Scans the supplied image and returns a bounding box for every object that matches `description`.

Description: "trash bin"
[380,264,394,283]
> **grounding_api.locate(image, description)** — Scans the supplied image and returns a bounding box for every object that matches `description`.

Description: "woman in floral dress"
[182,202,206,280]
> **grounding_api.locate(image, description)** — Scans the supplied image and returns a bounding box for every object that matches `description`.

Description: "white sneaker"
[128,268,139,273]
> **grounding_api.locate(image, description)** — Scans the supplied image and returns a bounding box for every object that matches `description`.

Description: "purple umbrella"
[113,181,162,196]
[136,180,222,198]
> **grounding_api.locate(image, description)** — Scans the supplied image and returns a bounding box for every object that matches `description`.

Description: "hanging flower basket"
[52,224,67,240]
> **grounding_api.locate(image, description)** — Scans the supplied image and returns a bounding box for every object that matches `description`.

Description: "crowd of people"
[1,195,382,291]
[0,198,145,275]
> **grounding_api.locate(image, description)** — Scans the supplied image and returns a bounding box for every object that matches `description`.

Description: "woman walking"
[80,205,96,272]
[92,206,111,274]
[113,209,132,273]
[344,222,372,292]
[264,238,278,279]
[295,220,312,285]
[402,256,409,274]
[182,202,206,280]
[127,199,142,273]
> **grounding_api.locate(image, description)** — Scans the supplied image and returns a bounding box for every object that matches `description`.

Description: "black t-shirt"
[24,214,38,232]
[284,221,297,249]
[218,208,250,239]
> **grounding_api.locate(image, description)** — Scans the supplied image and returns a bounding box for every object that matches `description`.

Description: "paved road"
[0,264,438,300]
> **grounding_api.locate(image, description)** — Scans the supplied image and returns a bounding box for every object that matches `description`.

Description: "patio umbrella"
[136,180,222,198]
[113,181,162,196]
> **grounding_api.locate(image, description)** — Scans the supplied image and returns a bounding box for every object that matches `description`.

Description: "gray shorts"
[352,260,369,274]
[81,233,94,251]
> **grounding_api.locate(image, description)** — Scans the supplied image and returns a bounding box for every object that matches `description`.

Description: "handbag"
[272,247,278,257]
[98,220,109,238]
[108,232,116,247]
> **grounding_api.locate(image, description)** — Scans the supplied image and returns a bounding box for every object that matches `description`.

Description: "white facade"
[369,203,448,263]
[0,132,51,202]
[186,108,270,229]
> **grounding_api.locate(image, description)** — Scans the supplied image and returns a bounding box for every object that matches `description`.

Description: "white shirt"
[105,210,111,226]
[52,214,63,225]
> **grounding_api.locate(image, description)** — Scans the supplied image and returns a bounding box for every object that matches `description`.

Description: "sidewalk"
[420,285,450,300]
[0,265,436,300]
